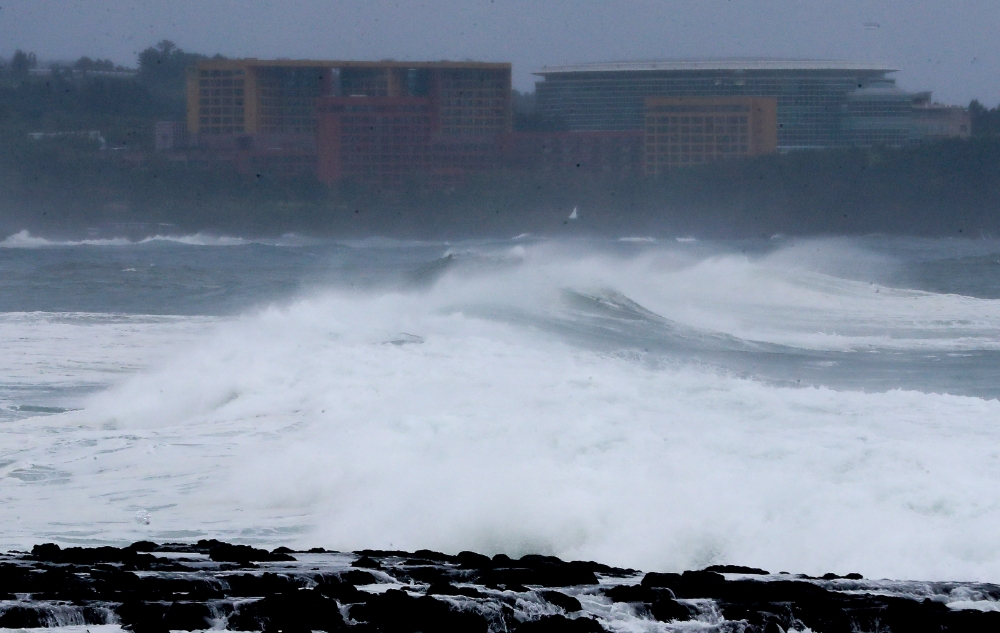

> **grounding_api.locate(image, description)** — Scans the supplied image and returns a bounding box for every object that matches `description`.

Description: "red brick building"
[187,58,511,185]
[312,63,511,186]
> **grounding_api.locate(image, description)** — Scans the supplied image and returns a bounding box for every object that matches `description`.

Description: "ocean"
[2,230,1000,583]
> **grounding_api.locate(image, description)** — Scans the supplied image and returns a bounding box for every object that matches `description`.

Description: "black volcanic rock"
[480,555,600,588]
[411,549,454,563]
[0,605,45,629]
[349,588,488,633]
[221,572,306,597]
[401,565,450,584]
[456,550,493,568]
[351,555,383,569]
[641,570,726,598]
[648,597,694,622]
[315,576,367,604]
[128,540,159,552]
[227,590,344,632]
[118,600,170,633]
[162,601,218,631]
[4,542,1000,633]
[704,564,770,575]
[31,543,158,569]
[640,571,682,588]
[602,583,667,603]
[207,542,295,564]
[426,581,486,598]
[338,569,380,586]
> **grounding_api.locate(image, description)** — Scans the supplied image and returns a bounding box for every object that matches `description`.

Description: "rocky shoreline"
[1,541,998,632]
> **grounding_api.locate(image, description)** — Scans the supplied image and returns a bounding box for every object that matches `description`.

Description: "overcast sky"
[1,0,997,105]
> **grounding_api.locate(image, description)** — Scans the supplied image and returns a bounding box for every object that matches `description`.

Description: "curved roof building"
[533,59,912,149]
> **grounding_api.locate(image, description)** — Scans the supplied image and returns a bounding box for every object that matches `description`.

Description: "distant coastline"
[2,137,1000,241]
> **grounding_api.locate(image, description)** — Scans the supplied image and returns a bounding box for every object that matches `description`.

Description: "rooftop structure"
[534,58,915,149]
[538,59,898,73]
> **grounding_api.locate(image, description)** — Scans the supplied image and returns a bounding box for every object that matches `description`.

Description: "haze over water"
[2,232,1000,582]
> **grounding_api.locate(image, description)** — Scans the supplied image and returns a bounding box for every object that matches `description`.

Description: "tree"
[10,50,37,78]
[511,89,567,132]
[137,40,206,92]
[969,100,1000,138]
[74,56,117,72]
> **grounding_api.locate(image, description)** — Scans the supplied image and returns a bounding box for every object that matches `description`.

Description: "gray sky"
[1,0,998,105]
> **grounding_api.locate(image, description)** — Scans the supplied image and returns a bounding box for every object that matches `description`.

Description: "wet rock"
[30,543,157,569]
[315,576,366,604]
[719,579,833,603]
[540,590,582,612]
[602,583,667,603]
[30,543,62,561]
[162,601,216,631]
[338,569,380,586]
[720,603,797,633]
[208,543,295,564]
[117,600,170,633]
[515,614,605,632]
[222,572,305,597]
[227,589,344,632]
[648,597,693,622]
[456,551,493,569]
[31,566,100,600]
[349,588,488,633]
[128,541,159,552]
[0,562,30,596]
[704,565,770,575]
[640,572,681,589]
[426,581,486,598]
[481,555,599,588]
[402,565,449,584]
[411,549,454,563]
[641,570,726,598]
[0,605,45,628]
[4,542,1000,633]
[351,555,383,570]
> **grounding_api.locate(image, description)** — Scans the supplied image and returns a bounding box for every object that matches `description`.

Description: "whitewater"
[2,233,1000,583]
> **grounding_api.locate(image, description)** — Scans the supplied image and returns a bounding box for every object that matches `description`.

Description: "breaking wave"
[3,239,1000,582]
[0,230,314,248]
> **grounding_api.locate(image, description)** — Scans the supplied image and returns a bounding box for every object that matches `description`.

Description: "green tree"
[10,50,37,78]
[969,100,1000,137]
[74,56,117,72]
[137,40,206,92]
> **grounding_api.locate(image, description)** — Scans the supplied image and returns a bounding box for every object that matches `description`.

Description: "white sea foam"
[139,233,250,246]
[0,230,133,248]
[2,241,1000,582]
[0,230,314,248]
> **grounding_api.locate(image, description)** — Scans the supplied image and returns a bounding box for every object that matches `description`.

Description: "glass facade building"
[534,60,916,150]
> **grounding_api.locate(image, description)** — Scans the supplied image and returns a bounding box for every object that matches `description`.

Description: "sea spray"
[2,237,1000,581]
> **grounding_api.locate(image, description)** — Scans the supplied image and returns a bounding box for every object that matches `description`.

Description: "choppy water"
[2,230,1000,582]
